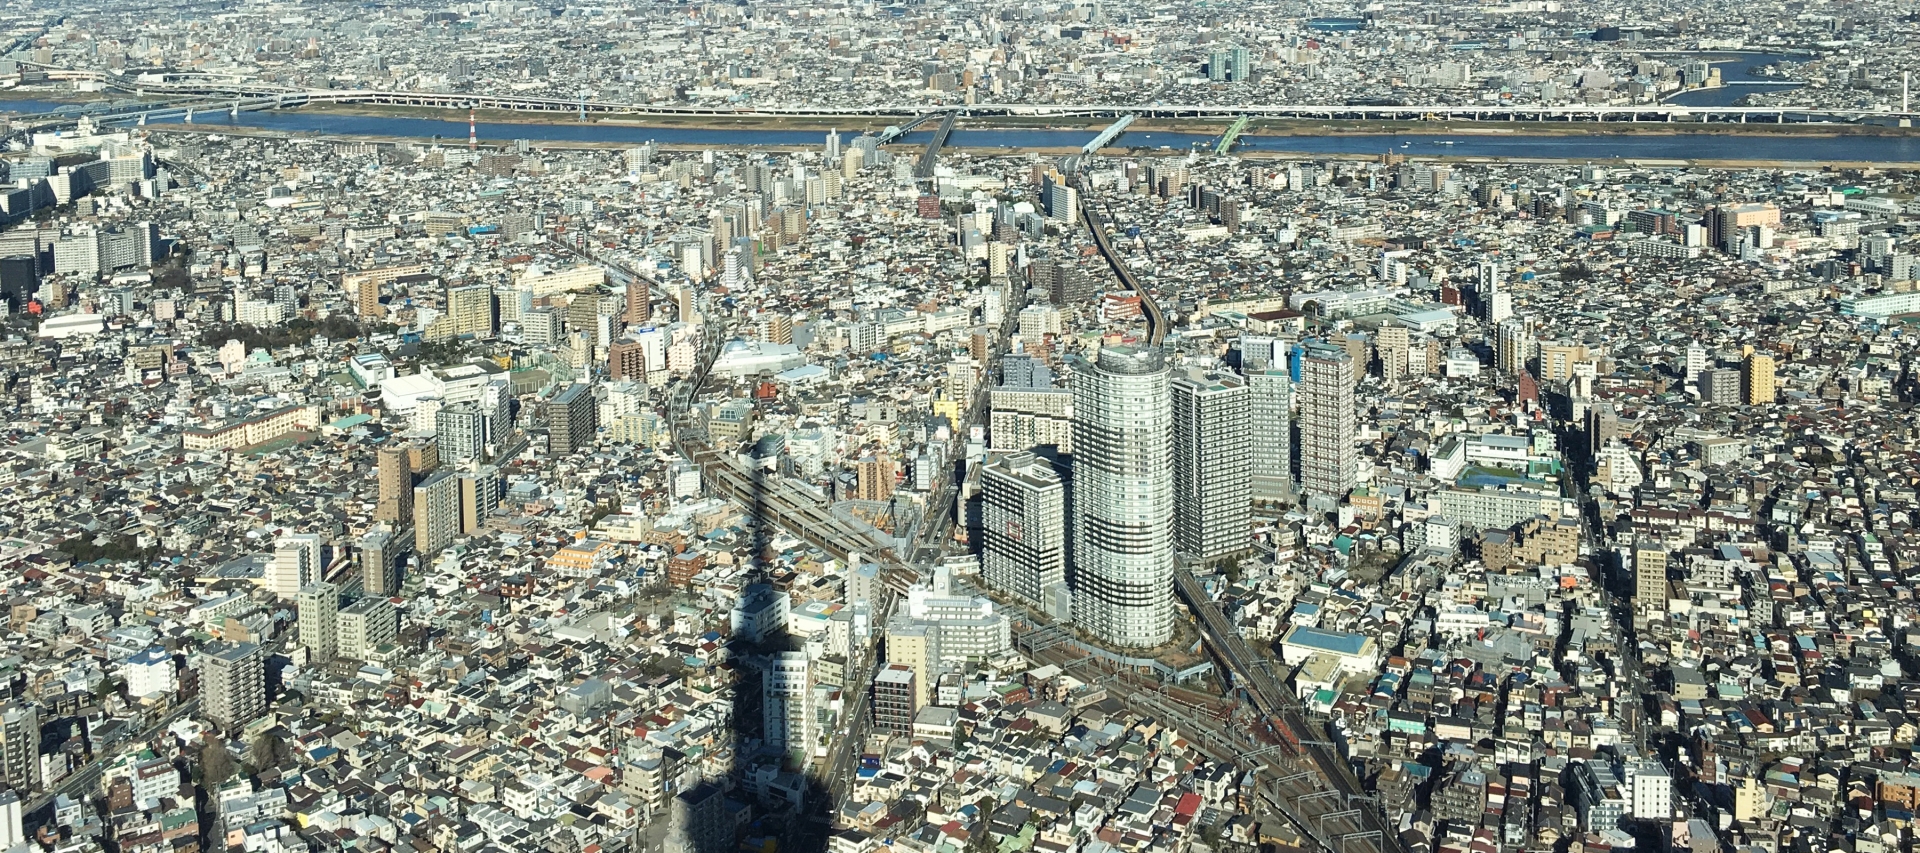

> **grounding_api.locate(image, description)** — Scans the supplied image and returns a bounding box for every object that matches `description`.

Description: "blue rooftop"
[1286,625,1371,656]
[777,364,829,382]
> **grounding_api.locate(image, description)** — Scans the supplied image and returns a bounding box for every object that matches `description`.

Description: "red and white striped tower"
[468,106,477,150]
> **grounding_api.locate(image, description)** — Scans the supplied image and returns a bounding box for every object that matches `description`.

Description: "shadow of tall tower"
[647,316,840,853]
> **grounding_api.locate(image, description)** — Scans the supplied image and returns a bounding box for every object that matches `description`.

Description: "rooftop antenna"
[468,104,477,150]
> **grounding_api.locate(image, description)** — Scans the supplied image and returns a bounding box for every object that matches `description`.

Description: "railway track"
[1019,633,1366,852]
[1174,570,1401,853]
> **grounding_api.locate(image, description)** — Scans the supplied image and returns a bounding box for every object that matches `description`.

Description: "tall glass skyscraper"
[1069,345,1174,648]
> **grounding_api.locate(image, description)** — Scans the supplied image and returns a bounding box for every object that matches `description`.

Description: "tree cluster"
[195,315,364,351]
[58,535,157,565]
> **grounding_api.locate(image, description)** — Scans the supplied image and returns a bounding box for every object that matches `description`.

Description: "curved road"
[1079,193,1167,347]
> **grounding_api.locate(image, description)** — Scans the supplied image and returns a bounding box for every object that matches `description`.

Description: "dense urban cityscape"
[0,1,1919,853]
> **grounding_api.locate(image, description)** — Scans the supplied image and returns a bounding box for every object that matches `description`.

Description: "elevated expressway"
[1078,193,1168,347]
[10,72,1914,130]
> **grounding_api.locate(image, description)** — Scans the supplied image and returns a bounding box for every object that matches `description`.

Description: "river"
[1662,51,1809,108]
[0,98,86,115]
[4,98,1918,163]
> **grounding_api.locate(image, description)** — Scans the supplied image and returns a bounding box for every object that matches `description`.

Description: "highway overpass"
[1079,192,1168,347]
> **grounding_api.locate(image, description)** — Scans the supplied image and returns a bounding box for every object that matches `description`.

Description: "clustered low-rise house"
[3,0,1920,846]
[3,126,1920,852]
[3,0,1909,115]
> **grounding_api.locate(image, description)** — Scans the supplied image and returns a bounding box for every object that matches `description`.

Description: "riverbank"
[304,101,906,131]
[282,102,1919,139]
[6,96,1915,141]
[0,89,105,104]
[144,124,1920,170]
[1236,118,1912,138]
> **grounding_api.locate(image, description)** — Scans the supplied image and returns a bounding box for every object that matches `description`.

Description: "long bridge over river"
[8,70,1916,135]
